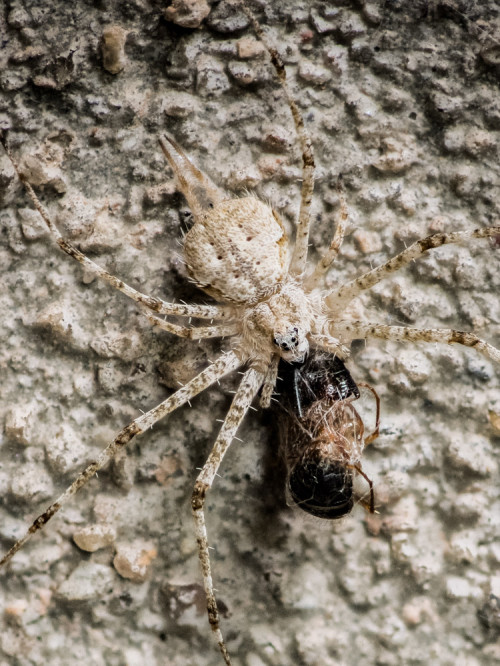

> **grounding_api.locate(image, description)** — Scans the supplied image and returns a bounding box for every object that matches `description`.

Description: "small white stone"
[73,524,117,553]
[18,207,49,240]
[5,402,39,445]
[10,462,54,503]
[57,562,115,602]
[396,350,433,384]
[297,60,332,85]
[196,54,230,97]
[45,422,91,475]
[113,540,158,582]
[237,36,265,59]
[164,0,210,29]
[447,435,497,476]
[101,26,127,75]
[445,575,472,599]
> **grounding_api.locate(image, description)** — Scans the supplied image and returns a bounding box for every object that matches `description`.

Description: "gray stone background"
[0,1,499,665]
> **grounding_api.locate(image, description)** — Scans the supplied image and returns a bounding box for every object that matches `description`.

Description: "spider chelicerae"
[1,4,500,665]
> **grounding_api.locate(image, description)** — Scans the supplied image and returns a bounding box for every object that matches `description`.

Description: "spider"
[1,4,500,665]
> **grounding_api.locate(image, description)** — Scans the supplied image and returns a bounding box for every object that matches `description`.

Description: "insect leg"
[192,367,264,665]
[348,464,375,514]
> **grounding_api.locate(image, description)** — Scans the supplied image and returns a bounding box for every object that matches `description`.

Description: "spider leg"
[305,177,348,289]
[259,353,279,408]
[309,333,350,359]
[0,351,242,568]
[145,312,238,339]
[192,367,264,665]
[331,320,500,364]
[242,5,315,278]
[326,226,500,316]
[1,137,232,321]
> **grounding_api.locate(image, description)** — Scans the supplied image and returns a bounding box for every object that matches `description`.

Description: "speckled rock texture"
[1,1,499,665]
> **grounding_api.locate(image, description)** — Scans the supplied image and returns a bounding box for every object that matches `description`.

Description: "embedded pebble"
[57,562,115,602]
[248,624,284,656]
[90,330,146,362]
[448,531,479,564]
[45,422,93,475]
[32,302,80,345]
[428,91,464,120]
[19,152,66,193]
[374,470,411,506]
[77,203,125,252]
[395,350,432,384]
[4,403,39,445]
[337,11,366,40]
[55,193,98,238]
[443,126,496,156]
[163,0,210,29]
[0,151,16,201]
[352,228,383,254]
[4,599,29,620]
[297,60,332,85]
[402,596,438,626]
[446,436,497,476]
[101,26,127,74]
[113,540,158,582]
[372,136,418,173]
[295,613,347,665]
[310,9,336,34]
[445,576,475,600]
[73,524,117,553]
[10,462,54,503]
[381,496,419,535]
[489,409,500,433]
[227,61,262,86]
[237,36,265,59]
[196,54,230,96]
[280,562,333,610]
[18,207,49,240]
[451,492,489,522]
[205,1,249,33]
[323,45,348,76]
[162,92,199,118]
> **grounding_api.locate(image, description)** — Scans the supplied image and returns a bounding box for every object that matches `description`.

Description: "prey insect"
[276,352,380,520]
[1,4,500,665]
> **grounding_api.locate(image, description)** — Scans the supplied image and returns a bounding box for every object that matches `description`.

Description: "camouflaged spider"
[1,5,500,665]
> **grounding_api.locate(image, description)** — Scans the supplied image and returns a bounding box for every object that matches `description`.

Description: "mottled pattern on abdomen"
[184,197,288,304]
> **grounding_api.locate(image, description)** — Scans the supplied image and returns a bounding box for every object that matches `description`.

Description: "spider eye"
[273,328,309,362]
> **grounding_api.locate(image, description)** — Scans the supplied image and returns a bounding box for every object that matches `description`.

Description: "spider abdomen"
[184,197,289,304]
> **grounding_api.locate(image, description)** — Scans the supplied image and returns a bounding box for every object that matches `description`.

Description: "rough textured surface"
[0,1,499,665]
